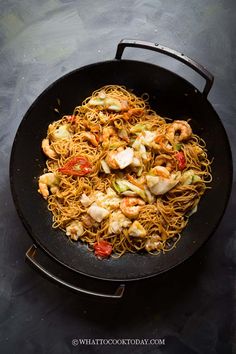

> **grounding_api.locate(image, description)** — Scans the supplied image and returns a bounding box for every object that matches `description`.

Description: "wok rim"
[9,59,233,282]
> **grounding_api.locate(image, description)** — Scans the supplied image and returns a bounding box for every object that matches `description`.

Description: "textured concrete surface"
[0,1,235,353]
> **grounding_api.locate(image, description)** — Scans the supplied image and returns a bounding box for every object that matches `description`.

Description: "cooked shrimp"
[167,120,192,142]
[131,151,142,167]
[38,172,59,199]
[66,220,84,241]
[42,138,57,159]
[120,197,145,219]
[81,132,98,147]
[155,154,173,171]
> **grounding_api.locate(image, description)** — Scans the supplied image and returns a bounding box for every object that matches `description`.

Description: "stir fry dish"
[38,85,212,259]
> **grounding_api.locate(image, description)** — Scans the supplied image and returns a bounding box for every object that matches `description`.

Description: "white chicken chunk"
[114,147,134,169]
[87,203,110,222]
[66,221,84,241]
[128,221,147,238]
[108,211,132,234]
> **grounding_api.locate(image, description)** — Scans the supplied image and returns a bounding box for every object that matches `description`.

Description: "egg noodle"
[38,85,212,258]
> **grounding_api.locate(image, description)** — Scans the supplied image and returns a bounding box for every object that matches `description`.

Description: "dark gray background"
[0,1,235,353]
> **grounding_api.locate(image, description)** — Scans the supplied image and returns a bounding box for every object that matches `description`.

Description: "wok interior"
[11,60,232,280]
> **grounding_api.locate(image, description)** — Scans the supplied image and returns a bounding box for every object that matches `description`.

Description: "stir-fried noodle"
[38,85,212,258]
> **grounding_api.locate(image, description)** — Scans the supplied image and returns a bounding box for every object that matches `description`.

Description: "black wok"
[10,40,232,297]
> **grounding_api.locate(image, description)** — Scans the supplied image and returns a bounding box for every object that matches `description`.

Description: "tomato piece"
[58,156,92,176]
[94,240,113,258]
[175,151,186,171]
[66,115,76,123]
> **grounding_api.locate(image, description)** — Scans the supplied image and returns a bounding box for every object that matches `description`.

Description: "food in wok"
[38,85,212,259]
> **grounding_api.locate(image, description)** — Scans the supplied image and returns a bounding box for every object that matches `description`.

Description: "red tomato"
[66,115,76,123]
[175,151,186,170]
[58,156,92,176]
[94,240,113,258]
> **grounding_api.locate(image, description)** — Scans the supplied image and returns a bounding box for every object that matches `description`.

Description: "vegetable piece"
[112,180,129,194]
[144,187,155,204]
[88,97,104,106]
[80,193,93,207]
[192,174,202,183]
[127,174,144,190]
[101,160,111,174]
[186,203,198,217]
[180,170,202,185]
[146,173,180,195]
[52,124,71,140]
[94,240,113,258]
[58,156,92,176]
[130,124,146,133]
[87,203,110,222]
[175,143,183,151]
[113,179,147,201]
[175,151,186,170]
[114,147,134,169]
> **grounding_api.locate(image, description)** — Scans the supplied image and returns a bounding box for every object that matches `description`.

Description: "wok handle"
[25,244,125,299]
[115,39,214,97]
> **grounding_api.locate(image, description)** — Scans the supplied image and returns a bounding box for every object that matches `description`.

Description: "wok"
[10,40,232,298]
